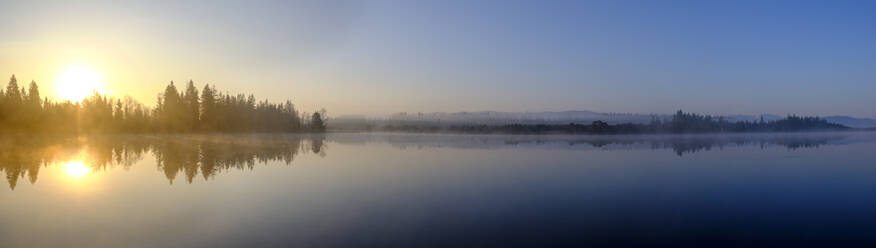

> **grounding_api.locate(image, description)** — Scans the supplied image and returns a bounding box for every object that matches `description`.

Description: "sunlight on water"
[54,158,103,195]
[3,133,876,246]
[62,161,91,178]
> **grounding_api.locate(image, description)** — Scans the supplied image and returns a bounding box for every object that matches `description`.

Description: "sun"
[54,66,105,102]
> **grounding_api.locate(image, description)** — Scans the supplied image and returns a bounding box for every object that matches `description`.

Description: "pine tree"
[3,75,22,129]
[159,81,184,132]
[26,81,40,107]
[200,84,216,131]
[5,75,20,103]
[184,80,200,131]
[311,111,326,132]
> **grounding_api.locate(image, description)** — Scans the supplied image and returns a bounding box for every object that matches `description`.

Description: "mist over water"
[3,132,876,246]
[3,1,875,247]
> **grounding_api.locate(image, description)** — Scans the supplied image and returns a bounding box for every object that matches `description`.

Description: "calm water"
[2,132,876,247]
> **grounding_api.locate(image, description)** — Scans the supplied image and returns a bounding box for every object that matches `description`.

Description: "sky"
[1,0,875,118]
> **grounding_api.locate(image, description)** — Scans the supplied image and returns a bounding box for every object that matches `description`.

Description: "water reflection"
[152,135,327,184]
[330,132,856,156]
[0,134,327,189]
[0,132,868,190]
[62,161,91,178]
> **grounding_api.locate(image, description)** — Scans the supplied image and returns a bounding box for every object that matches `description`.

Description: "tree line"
[384,110,850,134]
[0,75,326,133]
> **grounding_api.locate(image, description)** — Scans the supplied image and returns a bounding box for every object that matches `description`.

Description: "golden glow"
[62,161,91,178]
[54,66,105,102]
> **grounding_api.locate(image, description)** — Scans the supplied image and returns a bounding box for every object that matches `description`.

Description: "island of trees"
[384,110,851,134]
[0,75,325,133]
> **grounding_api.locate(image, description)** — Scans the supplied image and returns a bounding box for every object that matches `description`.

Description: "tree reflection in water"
[0,133,855,190]
[330,133,849,156]
[0,134,326,189]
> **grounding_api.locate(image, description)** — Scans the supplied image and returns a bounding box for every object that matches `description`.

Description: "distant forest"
[0,75,325,133]
[384,111,851,134]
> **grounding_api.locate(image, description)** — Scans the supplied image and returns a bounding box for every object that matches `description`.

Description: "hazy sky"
[1,0,875,117]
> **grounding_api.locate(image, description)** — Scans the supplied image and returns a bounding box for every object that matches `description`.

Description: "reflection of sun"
[63,161,91,178]
[54,66,104,102]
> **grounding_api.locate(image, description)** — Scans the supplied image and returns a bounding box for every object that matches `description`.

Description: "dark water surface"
[2,132,876,247]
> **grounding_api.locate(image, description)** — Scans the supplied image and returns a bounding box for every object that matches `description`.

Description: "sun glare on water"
[62,161,91,178]
[54,66,104,102]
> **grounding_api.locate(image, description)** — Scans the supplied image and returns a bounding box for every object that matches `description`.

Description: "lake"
[2,132,876,247]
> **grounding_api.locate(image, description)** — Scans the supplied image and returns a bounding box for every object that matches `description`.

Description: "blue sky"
[1,0,875,117]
